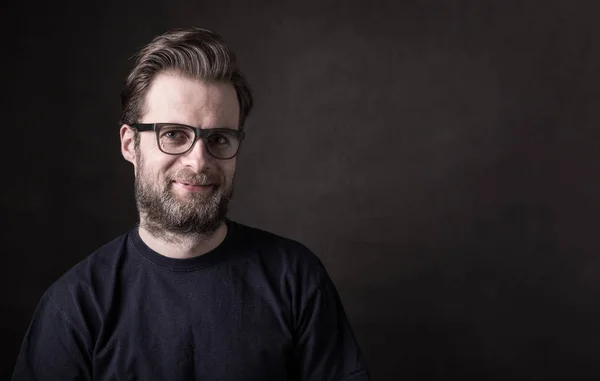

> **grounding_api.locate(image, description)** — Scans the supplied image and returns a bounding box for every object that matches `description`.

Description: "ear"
[120,124,137,166]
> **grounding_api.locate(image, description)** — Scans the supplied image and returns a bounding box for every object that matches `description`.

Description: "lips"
[172,180,214,188]
[174,180,212,186]
[169,170,217,190]
[171,180,216,194]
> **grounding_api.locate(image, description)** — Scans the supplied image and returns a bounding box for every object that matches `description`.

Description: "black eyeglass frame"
[129,123,245,159]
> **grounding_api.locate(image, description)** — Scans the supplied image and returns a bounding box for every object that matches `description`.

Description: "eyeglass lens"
[158,125,240,158]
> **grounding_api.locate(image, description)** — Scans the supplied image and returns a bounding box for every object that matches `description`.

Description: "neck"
[138,219,228,259]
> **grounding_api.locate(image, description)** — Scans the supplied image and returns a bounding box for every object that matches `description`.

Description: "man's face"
[126,73,240,237]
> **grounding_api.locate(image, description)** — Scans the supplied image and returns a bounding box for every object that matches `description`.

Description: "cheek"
[139,155,178,180]
[220,160,236,180]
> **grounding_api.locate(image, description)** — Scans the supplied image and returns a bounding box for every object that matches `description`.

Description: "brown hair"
[120,27,253,134]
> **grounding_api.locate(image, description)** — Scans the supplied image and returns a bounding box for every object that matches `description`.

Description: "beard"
[134,155,233,241]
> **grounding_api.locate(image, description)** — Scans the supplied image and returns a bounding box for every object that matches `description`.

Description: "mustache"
[168,170,218,186]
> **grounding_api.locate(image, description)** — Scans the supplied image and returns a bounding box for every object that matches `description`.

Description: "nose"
[179,138,212,171]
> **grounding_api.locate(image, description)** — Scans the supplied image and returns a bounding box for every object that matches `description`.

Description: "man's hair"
[120,27,253,134]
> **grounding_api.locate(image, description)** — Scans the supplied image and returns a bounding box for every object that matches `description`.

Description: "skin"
[120,71,241,259]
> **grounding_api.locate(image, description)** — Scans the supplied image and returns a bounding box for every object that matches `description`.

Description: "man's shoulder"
[230,220,325,270]
[25,231,134,341]
[43,231,133,306]
[231,220,311,252]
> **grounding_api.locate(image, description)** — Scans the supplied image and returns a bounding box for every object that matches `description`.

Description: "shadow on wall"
[346,203,600,381]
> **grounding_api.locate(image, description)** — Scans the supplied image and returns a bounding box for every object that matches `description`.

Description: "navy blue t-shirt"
[12,220,370,380]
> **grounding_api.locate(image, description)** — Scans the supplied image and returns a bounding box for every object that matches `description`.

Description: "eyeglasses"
[130,123,245,159]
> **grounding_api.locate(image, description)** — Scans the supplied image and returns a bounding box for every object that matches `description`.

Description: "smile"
[172,180,215,192]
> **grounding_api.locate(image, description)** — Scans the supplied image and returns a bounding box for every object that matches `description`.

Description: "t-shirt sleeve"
[11,292,92,381]
[290,256,370,381]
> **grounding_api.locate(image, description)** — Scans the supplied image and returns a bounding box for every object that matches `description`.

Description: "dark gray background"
[3,0,600,380]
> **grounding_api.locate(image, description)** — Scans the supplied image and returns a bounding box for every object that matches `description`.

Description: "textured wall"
[4,0,600,379]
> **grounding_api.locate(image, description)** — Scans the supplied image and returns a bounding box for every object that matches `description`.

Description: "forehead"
[142,72,240,127]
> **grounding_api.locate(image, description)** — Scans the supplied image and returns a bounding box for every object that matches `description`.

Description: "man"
[12,27,370,380]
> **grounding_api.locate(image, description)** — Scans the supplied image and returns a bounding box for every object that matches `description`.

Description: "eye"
[163,130,186,140]
[207,132,231,146]
[160,127,192,142]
